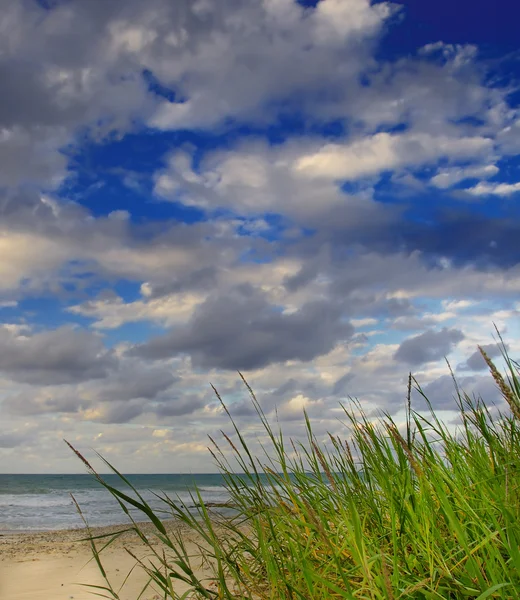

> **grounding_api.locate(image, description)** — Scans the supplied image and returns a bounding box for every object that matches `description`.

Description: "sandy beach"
[0,522,211,600]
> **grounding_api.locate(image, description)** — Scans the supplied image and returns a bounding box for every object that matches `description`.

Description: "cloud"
[0,0,514,306]
[430,164,499,189]
[153,394,206,417]
[351,40,510,135]
[497,118,520,155]
[293,132,493,181]
[0,0,380,140]
[393,213,520,269]
[130,285,354,370]
[0,195,246,295]
[0,1,153,189]
[152,138,520,270]
[154,132,498,229]
[461,343,504,372]
[0,220,75,291]
[317,251,520,308]
[0,325,116,385]
[0,126,69,188]
[0,429,35,449]
[394,327,465,366]
[3,360,190,424]
[69,291,205,329]
[147,0,395,129]
[87,364,179,403]
[153,142,361,223]
[82,401,146,425]
[390,312,456,331]
[465,181,520,197]
[0,0,512,197]
[4,388,86,416]
[413,372,501,411]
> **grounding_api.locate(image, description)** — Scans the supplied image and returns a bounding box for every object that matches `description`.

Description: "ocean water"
[0,474,230,532]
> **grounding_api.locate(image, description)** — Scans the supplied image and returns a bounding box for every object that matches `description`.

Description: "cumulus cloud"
[0,0,512,196]
[0,325,116,385]
[0,0,515,302]
[81,401,146,425]
[497,118,520,155]
[465,181,520,197]
[293,132,493,181]
[430,164,499,189]
[461,343,504,372]
[152,139,520,270]
[4,388,86,417]
[0,195,247,295]
[315,251,520,307]
[0,429,35,449]
[0,1,153,189]
[69,291,205,329]
[153,394,206,417]
[87,364,179,403]
[3,359,196,424]
[0,206,78,291]
[0,0,394,153]
[413,372,501,411]
[394,328,465,366]
[153,142,365,222]
[147,0,395,129]
[131,285,354,370]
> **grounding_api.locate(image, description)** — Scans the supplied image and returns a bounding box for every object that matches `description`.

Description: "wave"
[0,494,73,508]
[0,486,230,531]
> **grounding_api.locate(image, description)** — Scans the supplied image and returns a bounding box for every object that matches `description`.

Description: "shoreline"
[0,521,210,600]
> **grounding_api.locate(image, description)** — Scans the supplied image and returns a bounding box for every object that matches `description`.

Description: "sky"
[1,0,520,473]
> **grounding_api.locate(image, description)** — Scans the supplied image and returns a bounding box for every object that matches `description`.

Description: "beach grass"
[69,341,520,599]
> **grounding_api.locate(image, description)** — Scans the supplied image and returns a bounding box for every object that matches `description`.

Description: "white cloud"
[0,1,154,188]
[0,324,115,385]
[465,181,520,197]
[430,164,499,189]
[69,292,205,329]
[293,132,493,180]
[0,228,72,291]
[153,143,356,220]
[332,252,520,300]
[312,0,395,43]
[146,0,394,129]
[152,131,497,224]
[0,126,69,188]
[0,195,246,294]
[497,118,520,154]
[441,299,475,311]
[391,312,457,331]
[351,318,378,327]
[0,0,512,196]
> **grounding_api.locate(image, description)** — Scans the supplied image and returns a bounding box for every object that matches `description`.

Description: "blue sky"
[0,0,519,473]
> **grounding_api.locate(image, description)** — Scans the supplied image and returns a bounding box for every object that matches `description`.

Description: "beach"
[0,522,210,600]
[0,474,232,599]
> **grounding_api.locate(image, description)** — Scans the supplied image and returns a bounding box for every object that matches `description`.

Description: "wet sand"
[0,522,212,600]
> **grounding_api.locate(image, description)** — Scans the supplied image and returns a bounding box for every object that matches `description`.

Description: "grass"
[69,341,520,599]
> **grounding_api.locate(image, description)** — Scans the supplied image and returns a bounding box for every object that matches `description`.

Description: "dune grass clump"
[71,343,520,599]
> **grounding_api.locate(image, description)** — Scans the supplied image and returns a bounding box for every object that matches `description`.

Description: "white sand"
[0,523,211,600]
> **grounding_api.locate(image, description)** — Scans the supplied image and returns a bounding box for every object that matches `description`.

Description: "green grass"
[69,342,520,599]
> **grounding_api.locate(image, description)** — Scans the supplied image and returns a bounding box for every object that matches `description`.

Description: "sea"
[0,474,230,532]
